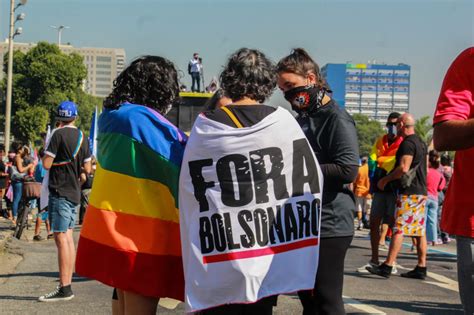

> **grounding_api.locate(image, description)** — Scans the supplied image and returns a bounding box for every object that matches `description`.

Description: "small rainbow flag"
[76,103,187,300]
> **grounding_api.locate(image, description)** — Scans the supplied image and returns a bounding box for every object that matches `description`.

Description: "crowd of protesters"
[1,46,472,315]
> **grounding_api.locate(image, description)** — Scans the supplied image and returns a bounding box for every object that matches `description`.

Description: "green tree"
[70,90,102,136]
[12,106,49,143]
[415,115,432,144]
[352,113,385,156]
[1,41,96,145]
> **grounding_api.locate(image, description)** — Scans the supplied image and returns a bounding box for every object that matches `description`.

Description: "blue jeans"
[457,236,474,315]
[11,181,23,219]
[48,195,78,233]
[425,197,439,242]
[191,72,201,92]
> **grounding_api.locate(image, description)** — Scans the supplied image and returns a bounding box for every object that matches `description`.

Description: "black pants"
[199,295,276,315]
[298,236,353,315]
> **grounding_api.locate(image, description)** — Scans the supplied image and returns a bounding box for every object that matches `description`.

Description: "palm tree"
[415,115,432,144]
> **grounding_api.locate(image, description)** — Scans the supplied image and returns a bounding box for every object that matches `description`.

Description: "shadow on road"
[0,295,38,301]
[0,271,92,283]
[354,298,463,314]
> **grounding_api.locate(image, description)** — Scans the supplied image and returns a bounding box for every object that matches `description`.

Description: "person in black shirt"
[367,113,429,279]
[39,101,92,302]
[277,48,359,315]
[78,160,95,225]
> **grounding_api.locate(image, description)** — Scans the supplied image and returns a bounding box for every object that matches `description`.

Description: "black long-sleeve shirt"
[297,100,360,238]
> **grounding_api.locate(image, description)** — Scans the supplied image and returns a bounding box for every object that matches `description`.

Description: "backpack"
[9,165,26,182]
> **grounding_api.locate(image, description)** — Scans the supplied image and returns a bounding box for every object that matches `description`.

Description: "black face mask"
[284,85,326,116]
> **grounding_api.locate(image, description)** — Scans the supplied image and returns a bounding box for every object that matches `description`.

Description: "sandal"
[33,235,44,241]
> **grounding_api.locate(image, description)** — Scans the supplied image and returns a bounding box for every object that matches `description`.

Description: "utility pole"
[4,0,27,151]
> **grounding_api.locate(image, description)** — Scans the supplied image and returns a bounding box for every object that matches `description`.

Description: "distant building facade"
[0,41,126,98]
[321,63,410,124]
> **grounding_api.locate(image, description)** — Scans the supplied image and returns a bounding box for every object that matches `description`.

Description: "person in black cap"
[39,100,92,302]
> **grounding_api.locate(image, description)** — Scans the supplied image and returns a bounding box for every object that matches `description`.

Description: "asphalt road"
[0,219,463,314]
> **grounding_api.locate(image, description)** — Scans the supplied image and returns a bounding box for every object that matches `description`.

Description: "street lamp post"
[4,0,27,152]
[50,25,70,46]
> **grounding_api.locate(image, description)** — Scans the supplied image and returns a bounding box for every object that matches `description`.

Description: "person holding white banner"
[277,48,359,315]
[180,48,324,314]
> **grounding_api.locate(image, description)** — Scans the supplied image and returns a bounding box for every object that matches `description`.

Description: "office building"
[321,63,410,124]
[0,41,126,97]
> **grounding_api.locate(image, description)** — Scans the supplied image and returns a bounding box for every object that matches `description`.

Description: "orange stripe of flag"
[80,205,182,257]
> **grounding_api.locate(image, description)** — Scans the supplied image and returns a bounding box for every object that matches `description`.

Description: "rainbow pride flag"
[76,103,187,300]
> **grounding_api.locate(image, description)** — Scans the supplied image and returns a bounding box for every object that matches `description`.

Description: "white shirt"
[189,58,201,73]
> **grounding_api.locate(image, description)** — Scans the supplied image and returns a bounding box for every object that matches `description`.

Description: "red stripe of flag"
[203,238,319,264]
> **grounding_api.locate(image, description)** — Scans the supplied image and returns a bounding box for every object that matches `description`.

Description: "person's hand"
[377,178,387,191]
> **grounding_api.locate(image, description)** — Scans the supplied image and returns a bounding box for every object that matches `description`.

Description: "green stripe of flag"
[97,132,180,203]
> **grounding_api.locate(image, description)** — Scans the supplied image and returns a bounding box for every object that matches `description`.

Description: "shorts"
[393,194,427,236]
[48,195,78,233]
[370,191,397,220]
[355,196,371,213]
[36,210,49,221]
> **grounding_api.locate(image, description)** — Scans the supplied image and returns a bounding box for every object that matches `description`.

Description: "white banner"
[179,107,323,312]
[40,126,54,211]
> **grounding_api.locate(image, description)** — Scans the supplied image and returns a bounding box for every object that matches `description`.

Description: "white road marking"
[343,295,386,314]
[396,264,459,292]
[424,272,459,292]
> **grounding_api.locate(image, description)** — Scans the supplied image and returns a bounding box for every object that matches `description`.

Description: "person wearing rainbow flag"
[357,112,403,274]
[75,56,187,314]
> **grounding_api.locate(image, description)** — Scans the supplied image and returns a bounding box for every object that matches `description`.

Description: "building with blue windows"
[321,63,410,124]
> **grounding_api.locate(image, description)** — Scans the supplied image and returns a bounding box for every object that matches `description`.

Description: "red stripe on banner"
[202,238,319,264]
[76,237,184,301]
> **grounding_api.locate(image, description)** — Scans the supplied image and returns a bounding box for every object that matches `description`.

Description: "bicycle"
[14,181,41,240]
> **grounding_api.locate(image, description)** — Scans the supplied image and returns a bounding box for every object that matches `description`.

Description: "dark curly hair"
[277,48,329,90]
[220,48,277,103]
[103,55,180,114]
[205,89,226,111]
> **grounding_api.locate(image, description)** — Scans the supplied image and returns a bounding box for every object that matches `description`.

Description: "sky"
[1,0,473,119]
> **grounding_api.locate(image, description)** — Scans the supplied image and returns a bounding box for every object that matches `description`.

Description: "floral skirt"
[393,194,427,236]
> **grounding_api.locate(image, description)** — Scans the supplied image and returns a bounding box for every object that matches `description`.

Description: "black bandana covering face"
[284,85,326,116]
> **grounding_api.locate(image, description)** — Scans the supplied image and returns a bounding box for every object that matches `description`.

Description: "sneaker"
[379,244,389,251]
[442,237,452,244]
[391,265,398,274]
[47,234,54,240]
[366,263,393,278]
[38,285,74,302]
[33,235,44,241]
[357,261,378,273]
[400,266,427,280]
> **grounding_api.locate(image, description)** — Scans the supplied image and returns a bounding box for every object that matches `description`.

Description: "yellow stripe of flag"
[89,165,179,222]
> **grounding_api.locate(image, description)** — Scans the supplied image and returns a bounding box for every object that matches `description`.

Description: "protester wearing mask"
[277,48,359,315]
[357,112,404,274]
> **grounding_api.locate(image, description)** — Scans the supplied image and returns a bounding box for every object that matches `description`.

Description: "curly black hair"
[204,89,226,111]
[220,48,277,103]
[103,55,180,114]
